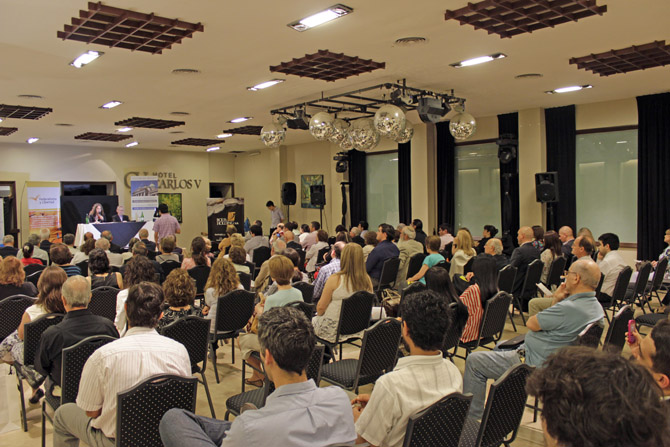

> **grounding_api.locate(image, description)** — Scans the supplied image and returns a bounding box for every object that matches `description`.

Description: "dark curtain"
[545,105,576,232]
[497,112,519,240]
[347,149,367,227]
[436,122,456,231]
[398,141,412,224]
[637,93,670,260]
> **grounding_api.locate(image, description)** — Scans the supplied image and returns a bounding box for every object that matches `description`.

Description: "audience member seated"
[53,282,191,447]
[628,319,670,399]
[475,225,497,255]
[509,226,541,306]
[0,256,38,300]
[450,229,476,277]
[0,234,19,258]
[526,346,670,447]
[254,239,287,293]
[407,236,445,285]
[312,242,344,302]
[366,224,399,287]
[94,237,123,268]
[558,225,575,257]
[283,228,302,252]
[17,234,49,264]
[313,243,372,344]
[352,289,463,447]
[156,236,180,263]
[596,232,628,305]
[298,223,311,246]
[50,243,81,277]
[71,238,95,265]
[138,228,156,251]
[411,218,427,247]
[217,225,238,255]
[228,246,250,274]
[100,230,122,254]
[0,266,66,403]
[358,220,369,237]
[531,225,545,251]
[438,223,454,251]
[458,256,498,343]
[20,242,43,267]
[362,231,377,262]
[204,258,244,333]
[161,306,356,447]
[181,236,212,270]
[463,259,604,420]
[540,230,562,285]
[39,228,53,253]
[121,242,163,281]
[396,226,424,285]
[244,224,270,259]
[649,228,670,311]
[264,248,309,297]
[87,248,123,290]
[111,205,129,223]
[87,203,106,223]
[305,230,329,273]
[157,269,203,331]
[483,238,509,271]
[571,235,595,263]
[35,276,118,393]
[115,256,157,333]
[63,233,77,256]
[350,226,365,247]
[239,256,303,386]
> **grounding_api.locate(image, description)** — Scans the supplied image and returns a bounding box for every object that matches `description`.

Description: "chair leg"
[224,410,231,421]
[533,396,539,423]
[241,359,246,393]
[201,372,216,418]
[211,342,220,384]
[231,337,235,364]
[507,309,517,332]
[41,400,46,447]
[339,343,343,361]
[16,372,27,432]
[514,297,527,325]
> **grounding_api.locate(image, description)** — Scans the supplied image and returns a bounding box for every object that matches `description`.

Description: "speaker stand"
[546,202,556,231]
[286,204,290,222]
[319,205,323,230]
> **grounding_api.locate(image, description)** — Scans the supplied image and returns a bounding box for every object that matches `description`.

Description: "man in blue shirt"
[463,259,604,420]
[366,224,399,286]
[160,307,356,447]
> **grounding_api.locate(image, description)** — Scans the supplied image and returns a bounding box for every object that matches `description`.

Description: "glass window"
[366,152,399,227]
[576,129,637,243]
[454,143,501,233]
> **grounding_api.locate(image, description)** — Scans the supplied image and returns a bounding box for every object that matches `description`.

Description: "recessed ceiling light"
[616,141,628,144]
[450,53,506,68]
[217,133,233,139]
[515,73,543,79]
[100,101,123,109]
[228,117,252,123]
[546,85,593,94]
[125,141,139,148]
[170,111,190,116]
[71,50,103,68]
[55,123,74,127]
[247,80,285,91]
[27,137,39,144]
[206,146,220,152]
[171,68,201,75]
[169,131,185,134]
[288,4,353,31]
[17,94,43,99]
[394,37,427,46]
[117,127,133,132]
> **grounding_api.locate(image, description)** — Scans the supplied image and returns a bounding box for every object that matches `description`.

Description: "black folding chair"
[321,318,401,393]
[89,286,119,322]
[497,266,518,331]
[237,271,252,291]
[456,292,513,359]
[188,265,211,300]
[316,245,331,265]
[161,260,182,278]
[406,253,426,279]
[576,321,604,349]
[544,256,566,289]
[603,266,633,322]
[0,294,35,341]
[604,305,634,354]
[115,374,198,447]
[286,300,315,320]
[512,259,543,325]
[76,260,89,277]
[403,392,472,447]
[252,246,271,279]
[316,290,374,361]
[211,290,256,383]
[292,281,314,304]
[442,302,465,360]
[24,263,46,276]
[627,262,653,313]
[375,256,401,299]
[636,306,669,333]
[26,270,43,287]
[647,257,669,306]
[41,335,117,447]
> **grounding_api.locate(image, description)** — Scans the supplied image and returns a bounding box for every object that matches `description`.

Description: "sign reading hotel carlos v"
[124,170,203,190]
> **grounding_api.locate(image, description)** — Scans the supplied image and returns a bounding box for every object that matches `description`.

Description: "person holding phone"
[627,319,670,399]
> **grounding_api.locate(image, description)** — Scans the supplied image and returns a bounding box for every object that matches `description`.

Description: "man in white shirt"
[438,223,454,251]
[596,232,628,304]
[53,282,191,447]
[352,289,463,447]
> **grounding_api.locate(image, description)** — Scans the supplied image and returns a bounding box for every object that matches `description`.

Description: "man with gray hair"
[101,230,122,254]
[396,226,424,285]
[255,238,287,293]
[39,228,53,253]
[138,228,156,251]
[63,233,77,256]
[95,237,124,267]
[0,234,18,258]
[17,233,49,264]
[35,276,118,391]
[484,238,509,270]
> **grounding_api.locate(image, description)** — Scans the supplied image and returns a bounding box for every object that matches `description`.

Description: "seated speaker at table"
[112,205,130,222]
[88,203,106,223]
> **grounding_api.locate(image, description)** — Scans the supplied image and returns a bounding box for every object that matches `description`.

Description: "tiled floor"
[1,302,643,446]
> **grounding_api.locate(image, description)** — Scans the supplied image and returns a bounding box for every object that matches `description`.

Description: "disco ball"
[327,119,349,145]
[393,121,414,144]
[374,104,406,136]
[260,123,286,148]
[449,111,477,140]
[309,112,334,141]
[349,118,379,150]
[339,131,354,150]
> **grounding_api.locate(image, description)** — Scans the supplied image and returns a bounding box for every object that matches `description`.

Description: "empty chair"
[406,253,426,280]
[647,257,669,306]
[0,294,35,341]
[403,392,473,447]
[286,300,315,320]
[576,321,604,349]
[456,292,513,359]
[604,305,634,353]
[89,286,119,322]
[627,262,653,313]
[292,281,314,304]
[26,270,43,287]
[187,265,211,298]
[376,257,401,296]
[252,246,271,279]
[512,259,543,325]
[24,263,46,276]
[497,265,518,331]
[544,256,566,289]
[636,306,669,332]
[602,266,633,322]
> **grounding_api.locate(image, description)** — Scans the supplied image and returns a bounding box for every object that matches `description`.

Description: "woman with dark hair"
[114,256,156,332]
[459,256,498,343]
[71,237,96,264]
[0,256,38,299]
[362,231,378,262]
[540,230,562,284]
[532,225,545,251]
[181,236,211,270]
[228,246,250,274]
[87,248,123,289]
[20,242,43,266]
[88,203,106,223]
[424,266,459,303]
[475,225,498,254]
[157,269,202,330]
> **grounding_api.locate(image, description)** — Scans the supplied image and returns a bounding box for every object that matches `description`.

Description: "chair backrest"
[115,374,198,447]
[188,265,211,295]
[478,292,513,341]
[160,316,212,368]
[252,246,271,268]
[24,313,65,366]
[24,263,46,276]
[357,318,402,379]
[161,260,182,278]
[477,363,534,447]
[214,289,255,333]
[402,392,473,447]
[603,305,634,354]
[292,281,314,304]
[286,300,315,320]
[237,271,252,291]
[76,260,89,277]
[442,302,465,355]
[631,262,653,299]
[497,265,517,295]
[316,246,331,264]
[306,345,325,384]
[26,270,43,287]
[610,266,633,306]
[90,286,120,322]
[650,256,669,292]
[378,257,401,290]
[244,261,256,278]
[406,253,426,279]
[61,335,117,404]
[594,273,605,299]
[519,259,543,300]
[336,291,374,341]
[0,294,36,341]
[545,256,566,288]
[576,321,604,348]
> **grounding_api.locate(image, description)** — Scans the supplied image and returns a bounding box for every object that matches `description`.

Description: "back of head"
[519,226,534,242]
[101,230,112,241]
[40,228,50,241]
[190,237,207,266]
[22,242,34,258]
[266,200,274,207]
[269,255,294,286]
[88,248,110,274]
[576,236,595,255]
[399,289,450,351]
[138,229,149,239]
[250,225,263,237]
[50,243,72,265]
[532,225,544,241]
[472,256,498,303]
[364,231,378,246]
[283,229,295,241]
[350,227,361,237]
[229,246,247,265]
[206,257,239,294]
[316,229,328,242]
[62,275,91,308]
[226,225,237,237]
[526,346,670,447]
[258,307,315,376]
[160,236,176,253]
[487,238,503,255]
[559,226,574,239]
[412,219,423,230]
[402,226,416,240]
[338,243,370,291]
[3,234,14,246]
[126,282,163,328]
[28,233,40,245]
[598,232,620,251]
[230,233,245,247]
[577,227,594,238]
[124,255,156,287]
[63,233,75,246]
[163,269,196,308]
[570,259,600,290]
[335,224,346,233]
[650,319,670,382]
[543,231,562,257]
[358,221,368,230]
[426,235,441,252]
[95,237,110,251]
[82,238,96,255]
[0,256,25,286]
[379,223,395,241]
[283,248,300,268]
[335,231,350,243]
[456,229,475,255]
[158,203,169,214]
[272,239,287,255]
[311,221,321,231]
[439,223,451,234]
[36,266,67,313]
[424,266,458,303]
[332,241,346,259]
[132,241,148,257]
[301,224,310,233]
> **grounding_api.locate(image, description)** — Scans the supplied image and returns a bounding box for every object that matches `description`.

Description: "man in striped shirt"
[50,243,81,277]
[53,282,191,447]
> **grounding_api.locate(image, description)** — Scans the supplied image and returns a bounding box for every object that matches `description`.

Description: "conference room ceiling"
[1,0,668,154]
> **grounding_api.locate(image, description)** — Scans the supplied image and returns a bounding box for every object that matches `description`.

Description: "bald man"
[559,226,575,257]
[463,259,605,420]
[509,226,541,306]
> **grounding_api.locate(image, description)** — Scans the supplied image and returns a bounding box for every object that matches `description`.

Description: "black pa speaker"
[281,182,296,205]
[535,172,559,203]
[310,184,326,207]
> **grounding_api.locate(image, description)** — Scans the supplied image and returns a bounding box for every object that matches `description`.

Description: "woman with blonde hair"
[313,243,373,343]
[204,257,243,332]
[450,229,476,277]
[0,256,38,299]
[158,269,202,330]
[217,225,238,254]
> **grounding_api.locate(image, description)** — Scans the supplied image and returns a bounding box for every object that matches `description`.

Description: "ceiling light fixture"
[27,138,40,144]
[217,133,233,139]
[0,118,3,123]
[206,146,220,152]
[288,4,353,31]
[546,85,593,94]
[100,101,123,109]
[70,50,103,68]
[125,141,138,147]
[117,127,133,132]
[247,79,285,91]
[451,53,506,68]
[228,117,252,123]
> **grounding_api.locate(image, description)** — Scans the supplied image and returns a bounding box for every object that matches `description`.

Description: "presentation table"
[74,221,154,248]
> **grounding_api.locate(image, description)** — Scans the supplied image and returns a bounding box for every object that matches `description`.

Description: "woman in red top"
[459,256,498,343]
[20,243,43,267]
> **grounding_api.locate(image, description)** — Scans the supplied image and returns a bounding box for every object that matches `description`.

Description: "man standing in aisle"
[267,201,284,236]
[153,204,181,245]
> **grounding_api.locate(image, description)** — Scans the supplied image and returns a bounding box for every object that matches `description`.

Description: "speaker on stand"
[535,172,559,230]
[281,182,296,221]
[310,184,326,228]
